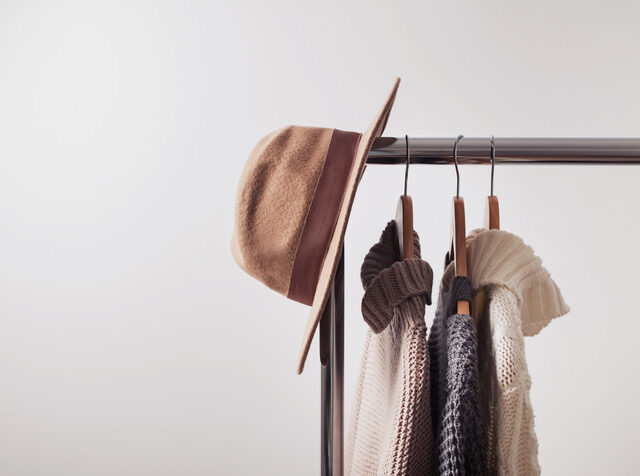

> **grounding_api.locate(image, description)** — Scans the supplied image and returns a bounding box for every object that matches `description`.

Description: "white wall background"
[0,1,639,475]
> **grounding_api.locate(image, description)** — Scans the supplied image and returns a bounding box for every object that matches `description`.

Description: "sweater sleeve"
[489,287,541,476]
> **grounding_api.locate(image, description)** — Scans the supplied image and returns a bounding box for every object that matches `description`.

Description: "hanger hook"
[404,134,410,196]
[490,135,496,196]
[453,135,464,197]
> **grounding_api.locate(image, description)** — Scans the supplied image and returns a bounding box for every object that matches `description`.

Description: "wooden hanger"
[449,135,470,315]
[484,135,500,230]
[396,135,414,259]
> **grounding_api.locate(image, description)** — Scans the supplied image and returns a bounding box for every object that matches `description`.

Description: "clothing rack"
[319,137,640,476]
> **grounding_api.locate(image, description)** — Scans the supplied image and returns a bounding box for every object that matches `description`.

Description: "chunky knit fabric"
[442,229,570,475]
[429,275,487,475]
[346,221,435,476]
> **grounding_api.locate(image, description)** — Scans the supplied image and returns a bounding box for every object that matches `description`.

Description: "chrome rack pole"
[368,137,640,164]
[320,136,640,476]
[320,245,344,476]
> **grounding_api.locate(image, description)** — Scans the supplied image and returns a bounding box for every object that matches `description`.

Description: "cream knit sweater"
[346,222,435,476]
[441,229,570,475]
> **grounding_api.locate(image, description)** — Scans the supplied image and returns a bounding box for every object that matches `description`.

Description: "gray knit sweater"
[428,275,487,475]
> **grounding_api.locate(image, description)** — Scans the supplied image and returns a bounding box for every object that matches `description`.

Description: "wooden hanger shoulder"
[484,195,500,230]
[395,195,414,259]
[452,196,469,315]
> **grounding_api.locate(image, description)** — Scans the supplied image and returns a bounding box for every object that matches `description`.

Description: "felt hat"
[231,78,400,373]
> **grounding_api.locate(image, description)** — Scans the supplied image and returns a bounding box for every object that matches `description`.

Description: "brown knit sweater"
[346,221,435,476]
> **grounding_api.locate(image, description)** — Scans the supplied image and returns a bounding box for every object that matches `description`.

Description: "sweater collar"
[360,221,433,333]
[442,229,569,336]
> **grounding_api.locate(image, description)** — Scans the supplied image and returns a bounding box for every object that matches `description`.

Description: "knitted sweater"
[345,221,435,476]
[441,229,570,475]
[429,275,487,475]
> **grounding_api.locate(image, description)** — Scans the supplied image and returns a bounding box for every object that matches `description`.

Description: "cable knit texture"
[442,229,570,475]
[346,221,435,476]
[429,275,487,476]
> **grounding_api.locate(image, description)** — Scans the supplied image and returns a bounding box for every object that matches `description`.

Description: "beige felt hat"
[231,78,400,373]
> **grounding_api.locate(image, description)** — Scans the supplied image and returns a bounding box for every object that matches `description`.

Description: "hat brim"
[296,78,400,374]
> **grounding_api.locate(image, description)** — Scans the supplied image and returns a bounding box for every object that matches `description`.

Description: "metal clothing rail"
[319,137,640,476]
[367,137,640,164]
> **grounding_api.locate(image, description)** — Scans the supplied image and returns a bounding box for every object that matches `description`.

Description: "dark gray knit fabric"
[428,275,487,476]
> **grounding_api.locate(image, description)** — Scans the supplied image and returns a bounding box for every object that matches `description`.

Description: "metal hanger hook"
[490,135,496,196]
[453,134,464,197]
[403,134,410,196]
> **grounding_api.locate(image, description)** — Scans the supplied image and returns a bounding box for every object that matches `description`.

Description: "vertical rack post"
[320,245,344,476]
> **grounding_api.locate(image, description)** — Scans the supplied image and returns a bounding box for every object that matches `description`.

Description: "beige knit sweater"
[346,222,435,476]
[441,229,570,475]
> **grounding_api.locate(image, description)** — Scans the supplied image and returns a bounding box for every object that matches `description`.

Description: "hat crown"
[231,125,336,297]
